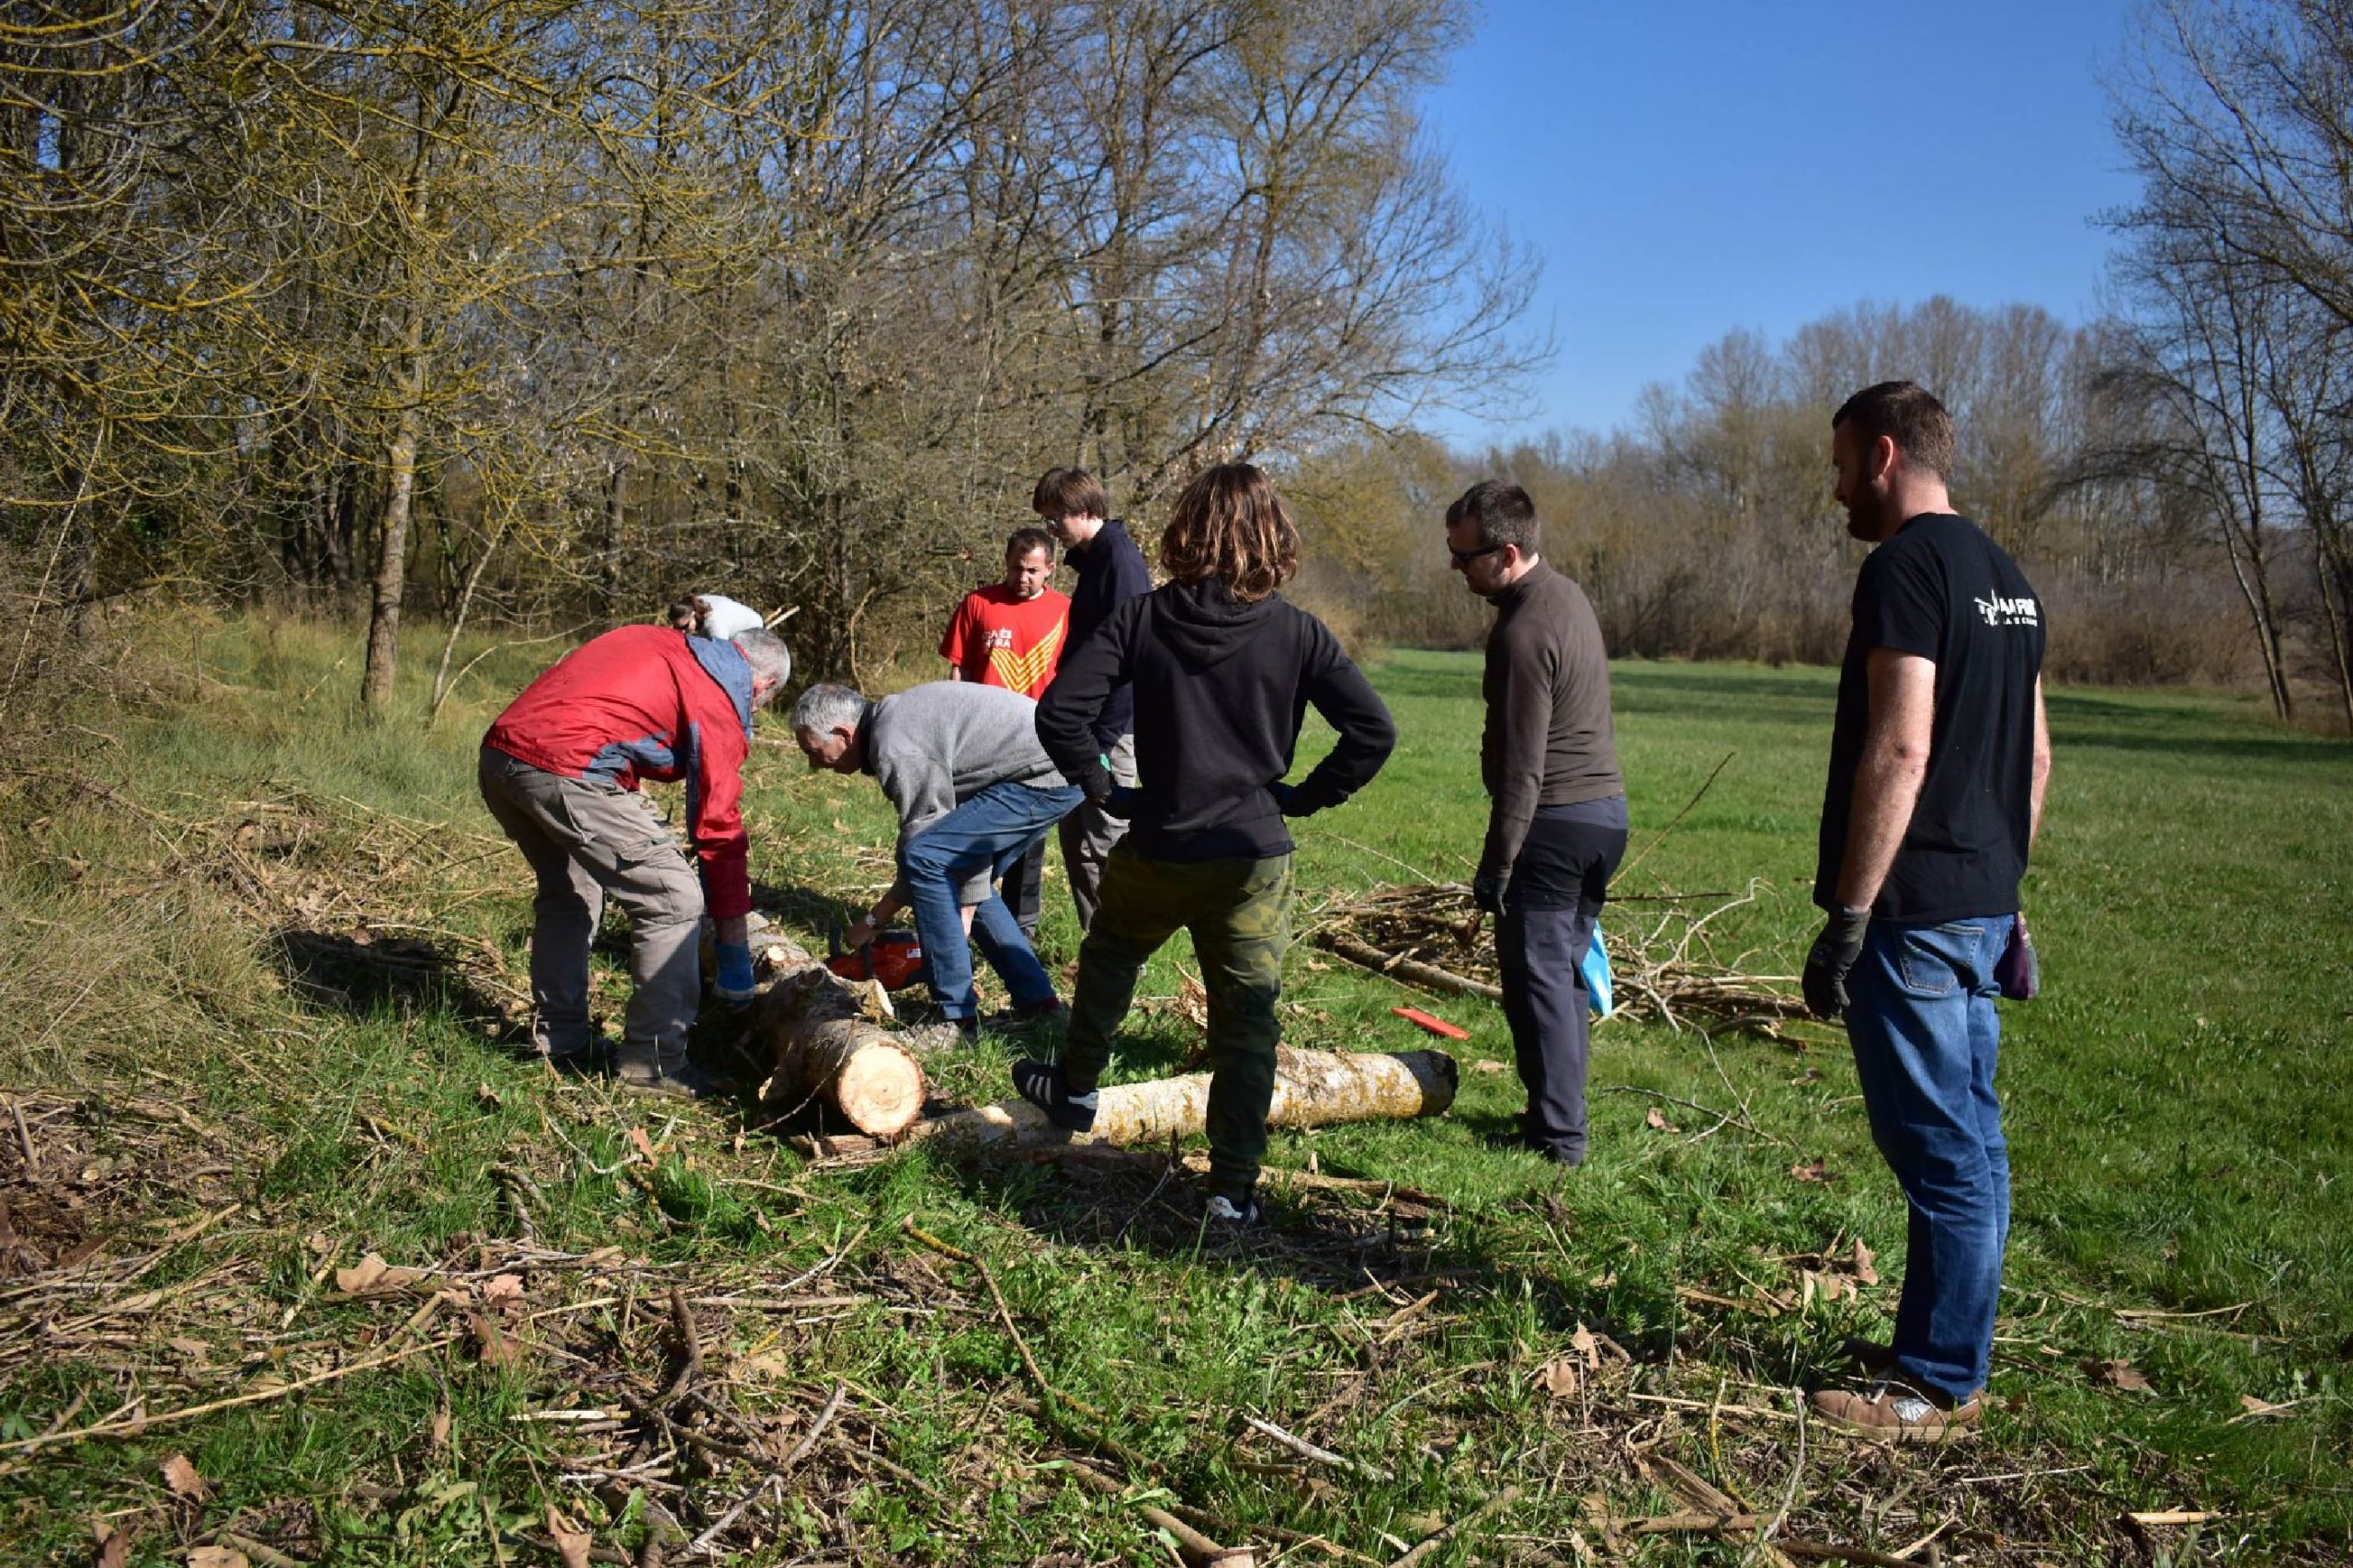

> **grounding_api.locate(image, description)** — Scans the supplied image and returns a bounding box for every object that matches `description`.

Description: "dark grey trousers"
[477,746,704,1068]
[1057,730,1138,932]
[1495,797,1629,1164]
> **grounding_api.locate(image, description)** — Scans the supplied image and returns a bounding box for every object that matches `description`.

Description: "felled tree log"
[806,1046,1456,1157]
[753,937,926,1140]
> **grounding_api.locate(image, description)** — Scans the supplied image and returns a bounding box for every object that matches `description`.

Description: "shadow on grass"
[276,926,517,1033]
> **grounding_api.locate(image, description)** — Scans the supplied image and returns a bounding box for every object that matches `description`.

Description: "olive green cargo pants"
[1060,846,1294,1197]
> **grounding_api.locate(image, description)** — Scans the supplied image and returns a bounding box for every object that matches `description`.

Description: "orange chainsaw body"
[826,930,926,990]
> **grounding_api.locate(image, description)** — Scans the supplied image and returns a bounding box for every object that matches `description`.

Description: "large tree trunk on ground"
[754,937,926,1139]
[846,1046,1457,1155]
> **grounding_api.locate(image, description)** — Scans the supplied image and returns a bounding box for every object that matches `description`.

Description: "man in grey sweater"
[1447,481,1629,1165]
[792,681,1084,1037]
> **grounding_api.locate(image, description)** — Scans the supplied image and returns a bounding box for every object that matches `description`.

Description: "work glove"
[1471,870,1506,916]
[713,941,758,1006]
[1081,755,1114,808]
[1802,906,1871,1020]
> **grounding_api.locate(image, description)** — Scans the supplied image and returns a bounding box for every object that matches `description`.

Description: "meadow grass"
[0,617,2346,1563]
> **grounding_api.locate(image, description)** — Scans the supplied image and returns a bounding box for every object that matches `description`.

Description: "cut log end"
[831,1043,925,1137]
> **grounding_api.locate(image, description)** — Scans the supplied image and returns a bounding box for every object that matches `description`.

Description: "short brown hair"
[1030,466,1108,522]
[1832,381,1956,479]
[1159,463,1299,602]
[1444,481,1540,555]
[1005,526,1056,563]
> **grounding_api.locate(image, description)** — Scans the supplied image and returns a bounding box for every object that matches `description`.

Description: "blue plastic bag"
[1581,923,1615,1018]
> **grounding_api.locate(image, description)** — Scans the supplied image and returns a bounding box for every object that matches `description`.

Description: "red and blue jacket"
[483,625,758,919]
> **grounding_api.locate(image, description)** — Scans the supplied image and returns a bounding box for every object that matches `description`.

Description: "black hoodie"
[1036,579,1396,862]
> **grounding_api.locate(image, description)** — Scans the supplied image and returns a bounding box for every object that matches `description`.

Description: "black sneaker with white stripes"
[1010,1058,1098,1133]
[1204,1187,1262,1225]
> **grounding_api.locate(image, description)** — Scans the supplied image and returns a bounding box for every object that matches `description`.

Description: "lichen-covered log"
[885,1046,1456,1153]
[754,937,926,1140]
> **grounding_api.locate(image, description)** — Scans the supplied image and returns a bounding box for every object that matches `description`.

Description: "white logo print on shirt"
[1974,591,2040,628]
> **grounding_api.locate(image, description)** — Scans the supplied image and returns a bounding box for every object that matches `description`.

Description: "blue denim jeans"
[901,780,1083,1021]
[1845,913,2016,1403]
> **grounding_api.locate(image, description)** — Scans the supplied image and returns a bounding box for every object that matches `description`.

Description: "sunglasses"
[1449,542,1507,566]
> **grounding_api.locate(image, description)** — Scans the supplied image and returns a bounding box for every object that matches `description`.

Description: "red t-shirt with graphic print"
[939,584,1070,697]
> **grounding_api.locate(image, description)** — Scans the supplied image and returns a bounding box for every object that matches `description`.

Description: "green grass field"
[0,620,2346,1564]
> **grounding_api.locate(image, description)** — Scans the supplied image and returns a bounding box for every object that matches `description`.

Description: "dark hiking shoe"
[1011,1058,1097,1132]
[1204,1187,1263,1226]
[1810,1381,1984,1444]
[901,1018,980,1051]
[540,1038,611,1073]
[616,1057,725,1100]
[1838,1336,1900,1376]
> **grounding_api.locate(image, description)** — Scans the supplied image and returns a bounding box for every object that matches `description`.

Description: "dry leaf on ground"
[1851,1237,1879,1285]
[1537,1358,1580,1396]
[1644,1106,1679,1133]
[1789,1159,1832,1183]
[1570,1323,1601,1369]
[161,1454,210,1503]
[480,1273,526,1311]
[546,1505,593,1568]
[628,1127,658,1165]
[1472,1060,1506,1074]
[334,1254,425,1298]
[93,1523,131,1568]
[2094,1358,2154,1392]
[429,1402,452,1451]
[471,1312,521,1369]
[2236,1393,2290,1418]
[186,1548,249,1568]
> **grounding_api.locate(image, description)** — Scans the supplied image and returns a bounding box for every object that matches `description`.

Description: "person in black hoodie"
[1017,463,1396,1221]
[1033,466,1154,930]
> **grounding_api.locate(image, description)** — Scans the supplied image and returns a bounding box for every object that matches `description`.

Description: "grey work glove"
[1802,905,1871,1020]
[1471,870,1506,916]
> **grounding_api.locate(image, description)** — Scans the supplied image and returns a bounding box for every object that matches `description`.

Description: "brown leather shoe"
[1810,1381,1984,1443]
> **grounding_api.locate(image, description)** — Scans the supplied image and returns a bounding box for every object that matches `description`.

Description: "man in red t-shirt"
[940,528,1070,936]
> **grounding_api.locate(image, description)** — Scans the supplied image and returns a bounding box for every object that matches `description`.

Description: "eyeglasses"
[1449,542,1506,566]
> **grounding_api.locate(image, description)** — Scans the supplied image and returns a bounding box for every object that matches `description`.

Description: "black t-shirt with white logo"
[1816,513,2046,922]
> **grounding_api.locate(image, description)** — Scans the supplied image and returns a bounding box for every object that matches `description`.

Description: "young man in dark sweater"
[1018,463,1396,1221]
[1448,481,1628,1166]
[1033,467,1154,930]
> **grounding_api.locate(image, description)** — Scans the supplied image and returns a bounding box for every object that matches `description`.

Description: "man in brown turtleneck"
[1446,481,1628,1165]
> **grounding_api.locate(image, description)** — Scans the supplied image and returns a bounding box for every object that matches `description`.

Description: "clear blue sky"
[1419,0,2144,445]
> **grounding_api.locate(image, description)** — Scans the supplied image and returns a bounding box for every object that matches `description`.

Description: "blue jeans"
[901,780,1083,1021]
[1845,914,2015,1403]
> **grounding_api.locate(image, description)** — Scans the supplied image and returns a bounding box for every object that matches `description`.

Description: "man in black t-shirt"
[1803,381,2052,1444]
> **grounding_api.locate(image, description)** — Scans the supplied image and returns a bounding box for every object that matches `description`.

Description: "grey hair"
[729,627,791,699]
[789,681,870,734]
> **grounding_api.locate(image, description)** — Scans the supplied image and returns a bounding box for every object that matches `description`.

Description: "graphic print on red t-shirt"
[939,584,1071,697]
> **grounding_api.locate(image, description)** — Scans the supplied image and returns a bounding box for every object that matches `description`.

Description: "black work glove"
[1471,870,1506,916]
[1268,780,1314,818]
[1080,765,1113,808]
[1802,905,1871,1020]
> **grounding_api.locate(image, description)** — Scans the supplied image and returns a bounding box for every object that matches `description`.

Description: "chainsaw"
[824,918,926,991]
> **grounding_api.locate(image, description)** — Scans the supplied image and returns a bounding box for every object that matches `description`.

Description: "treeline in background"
[3,0,2349,730]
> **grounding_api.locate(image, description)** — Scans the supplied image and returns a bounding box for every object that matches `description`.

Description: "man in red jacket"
[481,620,790,1096]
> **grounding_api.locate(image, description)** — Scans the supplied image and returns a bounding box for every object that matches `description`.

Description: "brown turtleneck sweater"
[1479,559,1623,878]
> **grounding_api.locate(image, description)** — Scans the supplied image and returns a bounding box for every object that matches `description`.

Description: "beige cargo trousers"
[477,746,704,1071]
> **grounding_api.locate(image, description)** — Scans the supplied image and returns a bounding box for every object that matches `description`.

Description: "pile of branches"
[1306,879,1822,1042]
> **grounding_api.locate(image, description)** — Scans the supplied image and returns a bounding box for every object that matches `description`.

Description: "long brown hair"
[1158,462,1299,602]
